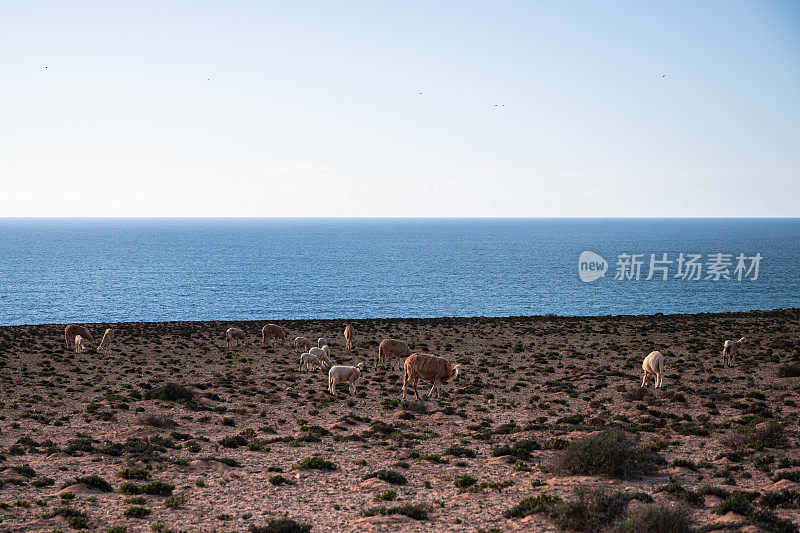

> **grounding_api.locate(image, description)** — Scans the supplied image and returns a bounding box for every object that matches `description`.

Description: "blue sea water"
[0,218,798,326]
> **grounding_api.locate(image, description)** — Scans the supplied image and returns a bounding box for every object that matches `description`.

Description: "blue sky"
[2,1,799,217]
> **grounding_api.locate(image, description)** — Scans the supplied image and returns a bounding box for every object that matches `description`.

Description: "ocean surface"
[0,218,798,326]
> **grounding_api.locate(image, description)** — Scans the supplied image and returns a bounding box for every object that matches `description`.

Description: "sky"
[1,1,799,217]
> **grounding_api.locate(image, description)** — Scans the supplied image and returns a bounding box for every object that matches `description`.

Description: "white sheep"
[299,352,325,372]
[294,336,313,351]
[74,335,89,353]
[402,353,461,400]
[641,351,665,388]
[722,337,746,367]
[226,327,247,348]
[97,328,114,355]
[317,337,328,348]
[309,346,333,370]
[328,363,365,397]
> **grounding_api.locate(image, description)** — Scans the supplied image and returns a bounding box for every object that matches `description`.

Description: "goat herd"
[62,322,747,400]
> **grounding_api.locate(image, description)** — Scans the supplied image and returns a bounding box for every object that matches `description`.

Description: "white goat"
[722,337,746,367]
[225,327,247,348]
[309,346,333,370]
[74,335,89,353]
[318,337,328,348]
[328,363,365,397]
[299,352,325,372]
[641,351,665,388]
[294,336,313,351]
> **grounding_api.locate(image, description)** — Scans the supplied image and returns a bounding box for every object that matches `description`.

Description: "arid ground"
[1,310,799,532]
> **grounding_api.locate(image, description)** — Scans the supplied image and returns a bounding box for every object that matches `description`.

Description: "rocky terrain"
[0,310,799,532]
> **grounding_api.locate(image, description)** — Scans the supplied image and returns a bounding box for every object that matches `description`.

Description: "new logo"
[578,251,608,283]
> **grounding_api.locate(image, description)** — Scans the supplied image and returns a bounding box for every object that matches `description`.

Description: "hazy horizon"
[3,2,799,218]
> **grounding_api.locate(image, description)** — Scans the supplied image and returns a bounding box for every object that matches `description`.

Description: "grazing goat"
[65,324,93,350]
[328,363,365,397]
[402,353,461,401]
[377,339,412,370]
[97,328,114,354]
[299,352,325,372]
[226,327,247,348]
[641,351,665,388]
[74,335,89,353]
[261,324,285,344]
[343,325,354,352]
[318,337,328,348]
[309,346,333,370]
[294,337,313,351]
[722,337,746,367]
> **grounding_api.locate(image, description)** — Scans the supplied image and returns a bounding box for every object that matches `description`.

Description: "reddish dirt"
[0,310,798,531]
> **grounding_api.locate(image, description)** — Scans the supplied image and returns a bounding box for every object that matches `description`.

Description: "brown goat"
[97,328,114,354]
[261,323,285,344]
[377,339,412,370]
[65,324,93,350]
[343,325,354,352]
[402,353,461,401]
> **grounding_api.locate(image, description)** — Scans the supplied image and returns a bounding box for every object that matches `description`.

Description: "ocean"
[0,218,797,326]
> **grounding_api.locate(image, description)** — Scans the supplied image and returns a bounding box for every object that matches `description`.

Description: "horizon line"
[1,216,799,221]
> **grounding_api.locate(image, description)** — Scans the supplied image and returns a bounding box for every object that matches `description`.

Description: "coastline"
[3,307,799,330]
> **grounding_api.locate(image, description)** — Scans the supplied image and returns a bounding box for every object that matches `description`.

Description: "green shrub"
[72,475,113,492]
[118,467,149,480]
[294,457,338,471]
[773,470,800,483]
[363,469,407,485]
[505,493,561,518]
[248,518,312,533]
[612,504,691,533]
[375,490,397,501]
[269,475,296,486]
[204,456,241,467]
[454,474,477,490]
[747,508,798,533]
[144,383,194,402]
[163,497,185,509]
[445,444,476,458]
[122,506,151,518]
[141,481,174,496]
[725,421,785,451]
[551,430,660,479]
[760,489,800,509]
[656,479,703,507]
[714,492,754,515]
[119,481,141,495]
[492,439,540,460]
[362,503,428,520]
[219,435,248,448]
[776,364,800,378]
[549,489,631,531]
[68,514,89,529]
